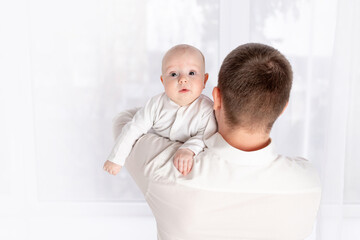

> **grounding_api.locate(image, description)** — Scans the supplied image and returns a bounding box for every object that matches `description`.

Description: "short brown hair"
[218,43,293,133]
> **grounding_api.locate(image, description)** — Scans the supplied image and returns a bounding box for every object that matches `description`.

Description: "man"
[111,43,321,240]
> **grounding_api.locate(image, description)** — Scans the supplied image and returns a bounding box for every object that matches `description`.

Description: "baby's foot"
[103,160,122,175]
[173,148,195,176]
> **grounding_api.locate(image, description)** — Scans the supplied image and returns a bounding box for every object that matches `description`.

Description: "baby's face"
[161,49,208,106]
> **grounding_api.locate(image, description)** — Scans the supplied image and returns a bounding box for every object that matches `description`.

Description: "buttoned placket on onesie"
[169,106,186,141]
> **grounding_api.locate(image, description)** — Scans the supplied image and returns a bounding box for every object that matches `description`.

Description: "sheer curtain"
[305,0,360,238]
[0,0,359,239]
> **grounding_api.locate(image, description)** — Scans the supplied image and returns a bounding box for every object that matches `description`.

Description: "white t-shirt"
[107,93,216,165]
[115,110,322,240]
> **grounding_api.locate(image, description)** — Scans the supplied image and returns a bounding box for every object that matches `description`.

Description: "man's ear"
[160,76,164,84]
[203,73,209,88]
[212,87,221,110]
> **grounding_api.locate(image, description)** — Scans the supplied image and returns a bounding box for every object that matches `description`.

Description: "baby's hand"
[103,160,122,176]
[173,148,195,176]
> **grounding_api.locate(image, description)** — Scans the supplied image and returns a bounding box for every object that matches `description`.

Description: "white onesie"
[107,92,217,165]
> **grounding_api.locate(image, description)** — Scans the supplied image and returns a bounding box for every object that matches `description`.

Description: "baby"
[103,44,217,176]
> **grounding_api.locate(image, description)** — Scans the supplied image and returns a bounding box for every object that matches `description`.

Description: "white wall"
[0,0,359,239]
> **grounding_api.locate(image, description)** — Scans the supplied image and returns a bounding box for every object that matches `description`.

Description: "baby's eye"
[170,72,178,77]
[189,71,196,76]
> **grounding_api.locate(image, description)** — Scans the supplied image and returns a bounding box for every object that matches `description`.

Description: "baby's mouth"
[179,88,190,93]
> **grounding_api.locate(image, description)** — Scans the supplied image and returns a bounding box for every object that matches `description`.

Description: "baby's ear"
[204,73,209,86]
[160,76,164,84]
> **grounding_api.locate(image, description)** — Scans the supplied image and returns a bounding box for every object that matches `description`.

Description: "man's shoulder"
[272,155,321,192]
[178,150,321,194]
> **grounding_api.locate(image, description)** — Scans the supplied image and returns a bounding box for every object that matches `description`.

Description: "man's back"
[149,183,320,240]
[125,132,321,240]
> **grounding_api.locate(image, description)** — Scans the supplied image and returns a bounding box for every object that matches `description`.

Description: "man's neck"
[219,126,271,152]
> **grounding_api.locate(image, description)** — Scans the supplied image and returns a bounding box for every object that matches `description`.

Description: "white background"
[0,0,359,239]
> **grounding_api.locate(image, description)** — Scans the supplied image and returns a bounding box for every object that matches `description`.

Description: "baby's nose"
[179,75,188,84]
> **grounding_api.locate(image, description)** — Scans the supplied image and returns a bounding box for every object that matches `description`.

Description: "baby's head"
[160,44,209,106]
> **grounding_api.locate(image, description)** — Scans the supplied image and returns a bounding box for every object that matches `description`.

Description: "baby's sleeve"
[179,105,217,155]
[107,95,159,166]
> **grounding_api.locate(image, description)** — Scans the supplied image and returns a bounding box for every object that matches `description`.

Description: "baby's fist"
[173,148,195,176]
[103,160,122,175]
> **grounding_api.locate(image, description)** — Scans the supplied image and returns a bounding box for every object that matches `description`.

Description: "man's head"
[161,44,209,106]
[213,43,293,133]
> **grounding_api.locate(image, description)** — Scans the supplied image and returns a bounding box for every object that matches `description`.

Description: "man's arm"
[125,133,179,194]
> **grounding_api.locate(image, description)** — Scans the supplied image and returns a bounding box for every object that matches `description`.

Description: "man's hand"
[173,148,195,176]
[103,160,122,176]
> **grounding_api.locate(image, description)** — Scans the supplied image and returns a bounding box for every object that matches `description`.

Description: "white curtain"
[321,0,360,239]
[0,0,359,239]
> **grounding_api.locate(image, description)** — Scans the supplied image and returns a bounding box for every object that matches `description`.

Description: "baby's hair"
[162,44,205,72]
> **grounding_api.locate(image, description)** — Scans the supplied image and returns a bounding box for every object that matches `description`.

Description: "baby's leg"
[173,148,195,176]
